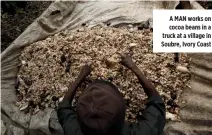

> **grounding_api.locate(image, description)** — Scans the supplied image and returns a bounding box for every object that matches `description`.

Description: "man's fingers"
[120,53,125,58]
[87,61,92,66]
[120,53,129,60]
[82,61,92,69]
[121,53,128,57]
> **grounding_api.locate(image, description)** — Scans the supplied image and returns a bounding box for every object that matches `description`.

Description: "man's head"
[76,80,126,135]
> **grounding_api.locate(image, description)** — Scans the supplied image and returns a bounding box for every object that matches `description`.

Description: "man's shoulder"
[120,95,166,135]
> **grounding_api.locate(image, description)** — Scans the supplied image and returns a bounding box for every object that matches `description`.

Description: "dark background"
[1,1,52,52]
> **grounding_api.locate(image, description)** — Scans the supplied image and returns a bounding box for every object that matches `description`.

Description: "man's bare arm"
[63,64,91,102]
[120,54,159,98]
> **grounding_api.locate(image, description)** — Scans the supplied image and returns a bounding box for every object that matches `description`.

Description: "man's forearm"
[132,66,159,98]
[63,74,85,102]
[63,64,91,102]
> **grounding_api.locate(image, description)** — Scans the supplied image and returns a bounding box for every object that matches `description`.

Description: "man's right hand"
[120,53,137,70]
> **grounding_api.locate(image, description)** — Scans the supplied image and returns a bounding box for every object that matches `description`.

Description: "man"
[57,54,166,135]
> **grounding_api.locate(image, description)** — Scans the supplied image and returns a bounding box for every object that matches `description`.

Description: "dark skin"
[63,64,92,102]
[120,53,159,98]
[63,54,159,102]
